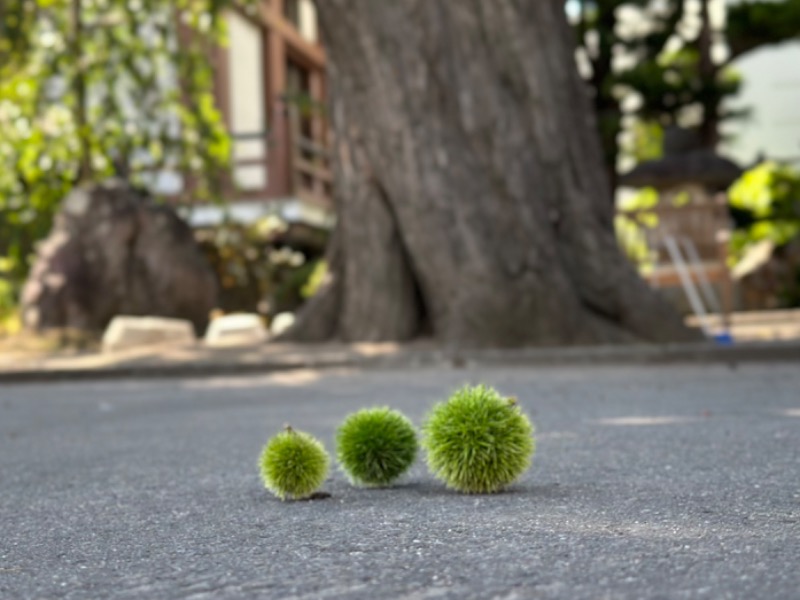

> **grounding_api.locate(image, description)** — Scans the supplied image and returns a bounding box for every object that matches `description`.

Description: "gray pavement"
[1,363,799,599]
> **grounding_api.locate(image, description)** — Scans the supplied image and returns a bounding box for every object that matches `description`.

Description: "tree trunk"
[585,0,622,201]
[287,0,699,347]
[697,0,721,150]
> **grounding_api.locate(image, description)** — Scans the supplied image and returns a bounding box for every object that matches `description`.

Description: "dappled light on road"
[179,368,344,389]
[593,416,699,426]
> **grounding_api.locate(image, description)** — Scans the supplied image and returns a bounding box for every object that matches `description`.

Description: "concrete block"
[270,312,296,337]
[204,313,267,347]
[102,316,196,353]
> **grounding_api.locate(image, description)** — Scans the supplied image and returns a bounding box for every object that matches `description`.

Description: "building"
[721,40,800,167]
[198,1,799,230]
[189,0,333,231]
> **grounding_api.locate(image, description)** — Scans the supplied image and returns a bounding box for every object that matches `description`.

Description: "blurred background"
[1,0,799,353]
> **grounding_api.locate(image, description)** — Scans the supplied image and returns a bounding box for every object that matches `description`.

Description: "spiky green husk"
[259,427,330,500]
[336,407,418,487]
[422,385,535,494]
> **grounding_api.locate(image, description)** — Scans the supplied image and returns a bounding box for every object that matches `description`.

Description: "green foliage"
[0,2,37,70]
[0,69,72,287]
[276,258,321,310]
[628,120,664,164]
[0,0,256,307]
[336,407,418,487]
[259,426,330,501]
[573,0,688,171]
[727,0,800,60]
[728,161,800,260]
[300,259,328,299]
[0,258,22,335]
[615,186,697,272]
[618,47,743,128]
[573,0,799,174]
[194,215,327,317]
[615,188,658,272]
[422,385,535,494]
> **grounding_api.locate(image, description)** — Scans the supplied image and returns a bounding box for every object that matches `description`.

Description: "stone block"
[204,313,267,347]
[270,312,296,337]
[102,316,196,353]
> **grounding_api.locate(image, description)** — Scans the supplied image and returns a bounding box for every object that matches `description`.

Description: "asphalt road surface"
[1,363,799,599]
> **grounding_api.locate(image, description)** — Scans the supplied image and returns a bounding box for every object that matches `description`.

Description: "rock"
[270,312,296,336]
[204,313,267,346]
[21,179,218,334]
[102,316,196,353]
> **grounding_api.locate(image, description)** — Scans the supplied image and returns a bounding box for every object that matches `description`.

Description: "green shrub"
[729,161,800,261]
[0,258,21,336]
[195,217,327,317]
[336,407,418,487]
[259,426,330,500]
[422,385,535,494]
[300,260,328,299]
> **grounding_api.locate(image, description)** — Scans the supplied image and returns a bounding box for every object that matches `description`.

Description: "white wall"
[721,41,800,166]
[298,0,318,44]
[227,10,268,190]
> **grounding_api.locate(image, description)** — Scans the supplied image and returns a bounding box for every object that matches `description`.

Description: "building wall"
[191,1,330,227]
[227,10,268,191]
[721,41,800,166]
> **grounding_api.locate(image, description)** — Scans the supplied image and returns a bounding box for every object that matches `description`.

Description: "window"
[284,0,318,43]
[227,11,268,190]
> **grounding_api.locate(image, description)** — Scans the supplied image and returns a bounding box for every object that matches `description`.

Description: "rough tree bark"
[286,0,699,346]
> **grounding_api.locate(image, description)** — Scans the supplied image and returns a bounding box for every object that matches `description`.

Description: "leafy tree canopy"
[729,161,800,250]
[0,0,255,288]
[571,0,800,175]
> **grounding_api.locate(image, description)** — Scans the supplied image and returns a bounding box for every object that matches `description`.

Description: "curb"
[449,340,800,367]
[1,340,799,384]
[0,355,355,384]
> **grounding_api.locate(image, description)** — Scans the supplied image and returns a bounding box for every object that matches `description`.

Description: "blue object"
[713,332,734,345]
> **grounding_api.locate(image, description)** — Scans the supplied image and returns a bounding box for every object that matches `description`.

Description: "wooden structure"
[617,135,742,331]
[618,188,735,329]
[211,0,332,212]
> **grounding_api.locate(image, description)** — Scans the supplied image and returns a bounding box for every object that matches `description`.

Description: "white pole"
[663,235,713,338]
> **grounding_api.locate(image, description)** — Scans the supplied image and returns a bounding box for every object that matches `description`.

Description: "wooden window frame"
[213,0,330,205]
